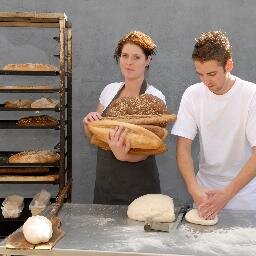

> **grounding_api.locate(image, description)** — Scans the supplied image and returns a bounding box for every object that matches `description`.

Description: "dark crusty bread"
[9,150,60,164]
[106,94,169,117]
[16,115,59,127]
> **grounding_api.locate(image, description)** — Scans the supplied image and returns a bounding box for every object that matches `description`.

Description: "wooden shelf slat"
[0,174,59,182]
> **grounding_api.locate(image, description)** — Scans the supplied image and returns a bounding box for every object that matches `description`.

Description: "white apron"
[197,171,256,210]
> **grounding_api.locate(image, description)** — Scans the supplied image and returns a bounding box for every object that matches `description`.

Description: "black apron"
[93,80,161,205]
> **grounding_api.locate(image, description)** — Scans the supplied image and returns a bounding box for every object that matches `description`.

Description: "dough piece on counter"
[127,194,175,222]
[23,215,53,244]
[185,209,218,226]
[1,194,24,218]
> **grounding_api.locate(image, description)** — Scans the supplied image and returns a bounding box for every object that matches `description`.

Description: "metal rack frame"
[0,12,72,201]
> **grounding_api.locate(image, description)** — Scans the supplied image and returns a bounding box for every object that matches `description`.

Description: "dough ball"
[23,215,53,244]
[127,194,175,222]
[185,209,218,226]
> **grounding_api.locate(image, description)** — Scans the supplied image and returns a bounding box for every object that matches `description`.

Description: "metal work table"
[0,203,256,256]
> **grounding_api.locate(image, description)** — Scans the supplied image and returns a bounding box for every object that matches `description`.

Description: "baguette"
[90,135,167,155]
[88,120,162,150]
[140,125,168,140]
[103,114,176,127]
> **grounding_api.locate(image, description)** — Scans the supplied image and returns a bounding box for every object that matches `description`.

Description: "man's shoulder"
[236,77,256,94]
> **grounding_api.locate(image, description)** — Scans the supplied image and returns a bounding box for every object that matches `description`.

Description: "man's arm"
[200,146,256,218]
[176,136,210,208]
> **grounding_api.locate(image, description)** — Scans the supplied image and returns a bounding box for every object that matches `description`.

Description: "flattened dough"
[127,194,175,222]
[185,209,218,226]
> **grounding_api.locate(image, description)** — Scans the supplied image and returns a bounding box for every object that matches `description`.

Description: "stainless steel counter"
[0,203,256,256]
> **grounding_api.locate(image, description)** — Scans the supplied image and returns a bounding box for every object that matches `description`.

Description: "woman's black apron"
[93,80,161,205]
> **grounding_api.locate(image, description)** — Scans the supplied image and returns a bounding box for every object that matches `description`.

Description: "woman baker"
[83,31,167,205]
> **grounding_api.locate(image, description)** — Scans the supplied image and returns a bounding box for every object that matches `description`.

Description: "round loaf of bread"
[9,150,60,164]
[106,94,169,117]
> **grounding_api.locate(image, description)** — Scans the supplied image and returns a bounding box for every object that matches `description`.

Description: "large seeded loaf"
[106,94,169,117]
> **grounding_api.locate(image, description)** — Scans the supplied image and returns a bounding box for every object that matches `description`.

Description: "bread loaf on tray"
[8,150,60,164]
[3,63,58,72]
[4,99,33,108]
[16,115,59,127]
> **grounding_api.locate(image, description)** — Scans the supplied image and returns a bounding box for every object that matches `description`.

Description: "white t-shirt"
[171,76,256,209]
[99,82,166,110]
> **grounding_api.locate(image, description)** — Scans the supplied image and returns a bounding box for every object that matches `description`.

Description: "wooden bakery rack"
[0,12,72,200]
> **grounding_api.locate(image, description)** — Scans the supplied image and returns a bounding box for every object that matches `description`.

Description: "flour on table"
[127,194,175,222]
[185,209,218,225]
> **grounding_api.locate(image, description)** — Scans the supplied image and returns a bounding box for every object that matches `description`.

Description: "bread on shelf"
[1,194,24,218]
[0,85,54,90]
[29,189,51,216]
[4,99,33,108]
[31,98,59,108]
[8,150,60,164]
[2,63,58,72]
[16,115,59,127]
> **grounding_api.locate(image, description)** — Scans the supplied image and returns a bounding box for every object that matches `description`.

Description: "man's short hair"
[192,31,232,67]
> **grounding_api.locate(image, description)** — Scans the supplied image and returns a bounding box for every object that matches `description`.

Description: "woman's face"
[119,43,150,81]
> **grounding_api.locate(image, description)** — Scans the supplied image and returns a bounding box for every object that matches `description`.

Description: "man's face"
[194,60,231,95]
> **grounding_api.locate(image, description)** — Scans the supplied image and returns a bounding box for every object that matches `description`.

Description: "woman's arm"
[107,126,148,162]
[83,103,104,139]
